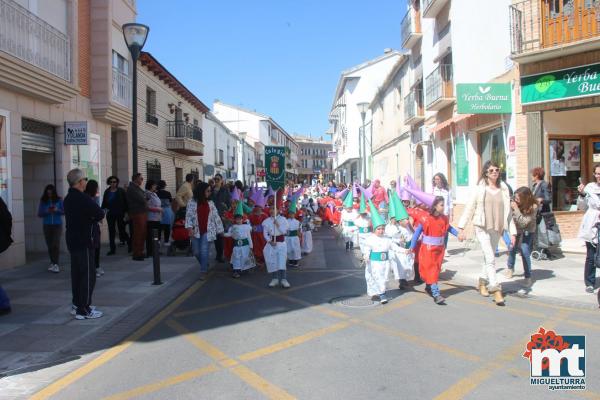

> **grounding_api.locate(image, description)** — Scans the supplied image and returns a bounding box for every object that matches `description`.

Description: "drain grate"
[330,295,379,308]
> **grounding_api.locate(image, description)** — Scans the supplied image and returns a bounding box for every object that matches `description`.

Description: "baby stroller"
[531,212,562,261]
[168,207,192,256]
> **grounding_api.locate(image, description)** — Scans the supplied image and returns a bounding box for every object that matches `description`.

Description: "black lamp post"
[122,23,150,174]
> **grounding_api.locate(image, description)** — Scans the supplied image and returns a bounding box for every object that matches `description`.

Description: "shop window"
[146,87,157,125]
[146,159,161,182]
[71,133,101,184]
[549,139,580,211]
[480,127,507,181]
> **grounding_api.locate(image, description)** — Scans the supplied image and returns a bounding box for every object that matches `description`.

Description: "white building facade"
[203,113,239,182]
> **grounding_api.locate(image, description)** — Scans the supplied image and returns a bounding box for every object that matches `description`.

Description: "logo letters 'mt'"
[531,345,585,377]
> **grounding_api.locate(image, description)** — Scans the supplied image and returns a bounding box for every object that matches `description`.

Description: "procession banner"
[265,146,286,190]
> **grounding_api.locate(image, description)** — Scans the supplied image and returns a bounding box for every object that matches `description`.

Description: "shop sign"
[455,136,469,186]
[521,63,600,105]
[457,83,512,114]
[265,146,286,190]
[64,121,88,145]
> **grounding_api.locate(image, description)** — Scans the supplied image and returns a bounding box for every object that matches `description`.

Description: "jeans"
[507,231,533,278]
[107,214,129,252]
[475,227,501,287]
[192,234,209,272]
[271,270,287,280]
[43,224,62,265]
[584,241,597,287]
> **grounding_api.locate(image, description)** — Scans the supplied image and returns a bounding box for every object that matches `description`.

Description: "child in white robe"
[286,203,302,267]
[225,212,254,278]
[300,211,313,254]
[262,206,291,288]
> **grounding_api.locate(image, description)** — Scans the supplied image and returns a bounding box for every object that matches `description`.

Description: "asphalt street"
[16,227,600,400]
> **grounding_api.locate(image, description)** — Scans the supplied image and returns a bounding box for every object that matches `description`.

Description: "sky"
[137,0,406,139]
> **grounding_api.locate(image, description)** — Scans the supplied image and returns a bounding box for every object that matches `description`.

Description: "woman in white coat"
[577,164,600,294]
[185,182,224,280]
[457,160,516,306]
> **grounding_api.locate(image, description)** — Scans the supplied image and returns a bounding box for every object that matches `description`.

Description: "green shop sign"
[265,146,286,190]
[521,63,600,105]
[457,83,512,114]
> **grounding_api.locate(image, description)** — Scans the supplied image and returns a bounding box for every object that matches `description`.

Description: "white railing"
[112,67,132,108]
[0,0,71,81]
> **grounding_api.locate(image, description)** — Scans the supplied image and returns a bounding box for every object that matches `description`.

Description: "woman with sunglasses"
[101,176,130,255]
[457,160,517,306]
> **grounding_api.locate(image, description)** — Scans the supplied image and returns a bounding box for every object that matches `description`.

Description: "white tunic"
[286,218,302,261]
[362,234,394,297]
[225,224,254,271]
[262,216,289,273]
[385,223,415,281]
[301,219,314,254]
[341,209,359,242]
[354,216,372,257]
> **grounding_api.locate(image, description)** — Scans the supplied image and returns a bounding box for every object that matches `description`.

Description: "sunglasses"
[487,168,500,173]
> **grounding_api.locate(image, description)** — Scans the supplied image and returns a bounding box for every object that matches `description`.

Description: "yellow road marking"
[230,364,296,400]
[432,311,569,400]
[359,320,482,363]
[102,364,219,400]
[366,296,419,318]
[562,318,600,332]
[166,319,233,366]
[286,273,357,292]
[238,321,352,362]
[454,296,548,318]
[30,279,207,400]
[173,294,268,318]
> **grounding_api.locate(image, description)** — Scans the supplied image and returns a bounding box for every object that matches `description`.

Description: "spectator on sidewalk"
[64,168,105,320]
[37,184,64,273]
[176,173,195,208]
[457,160,516,307]
[145,180,163,257]
[432,173,453,222]
[85,180,104,278]
[210,173,231,263]
[531,167,552,214]
[0,196,12,315]
[157,180,174,249]
[186,182,224,280]
[127,173,148,261]
[101,176,130,255]
[577,164,600,294]
[505,187,537,288]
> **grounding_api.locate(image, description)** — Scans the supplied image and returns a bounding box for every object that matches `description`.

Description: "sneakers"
[198,272,208,281]
[232,271,241,279]
[70,304,97,316]
[280,279,291,289]
[586,286,595,293]
[379,294,388,304]
[434,295,446,305]
[268,278,280,288]
[96,267,105,277]
[48,264,60,273]
[523,277,532,288]
[74,309,103,320]
[504,269,513,279]
[399,279,408,290]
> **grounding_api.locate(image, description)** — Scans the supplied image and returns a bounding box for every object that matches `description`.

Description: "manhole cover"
[330,295,378,308]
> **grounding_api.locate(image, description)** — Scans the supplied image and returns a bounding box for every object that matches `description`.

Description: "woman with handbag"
[504,187,537,288]
[577,164,600,294]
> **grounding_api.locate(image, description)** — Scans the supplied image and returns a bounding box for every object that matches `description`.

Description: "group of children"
[340,186,456,305]
[221,188,315,289]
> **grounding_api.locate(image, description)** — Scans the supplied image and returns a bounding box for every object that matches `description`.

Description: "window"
[146,87,157,125]
[112,51,129,75]
[549,139,581,211]
[193,119,199,126]
[146,159,161,182]
[218,149,224,165]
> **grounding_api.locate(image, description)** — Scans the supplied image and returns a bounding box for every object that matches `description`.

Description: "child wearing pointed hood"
[224,202,254,278]
[341,191,359,251]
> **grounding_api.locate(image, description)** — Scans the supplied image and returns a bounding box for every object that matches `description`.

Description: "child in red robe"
[248,205,268,266]
[410,196,458,305]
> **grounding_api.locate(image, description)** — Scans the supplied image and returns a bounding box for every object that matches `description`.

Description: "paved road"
[15,228,600,399]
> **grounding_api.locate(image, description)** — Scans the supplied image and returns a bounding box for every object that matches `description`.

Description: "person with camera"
[505,187,537,288]
[577,164,600,294]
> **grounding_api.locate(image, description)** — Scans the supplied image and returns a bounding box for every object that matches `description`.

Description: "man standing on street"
[127,173,148,261]
[210,173,231,262]
[176,173,195,208]
[63,168,105,319]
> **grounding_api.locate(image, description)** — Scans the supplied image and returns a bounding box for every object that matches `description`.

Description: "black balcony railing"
[167,121,202,142]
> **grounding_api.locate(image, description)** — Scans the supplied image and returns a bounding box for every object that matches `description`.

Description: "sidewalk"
[0,247,201,378]
[442,237,599,308]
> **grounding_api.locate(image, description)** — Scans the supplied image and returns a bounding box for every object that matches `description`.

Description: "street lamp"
[239,132,247,185]
[357,102,369,185]
[122,23,150,174]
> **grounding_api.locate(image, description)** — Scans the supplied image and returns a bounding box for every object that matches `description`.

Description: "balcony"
[425,64,454,111]
[0,0,77,103]
[111,67,131,109]
[404,89,425,125]
[166,121,204,156]
[423,0,450,19]
[510,0,600,63]
[401,7,423,49]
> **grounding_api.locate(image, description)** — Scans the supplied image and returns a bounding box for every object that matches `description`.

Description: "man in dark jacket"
[64,168,105,319]
[0,196,12,315]
[210,173,230,262]
[126,173,148,260]
[101,176,130,255]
